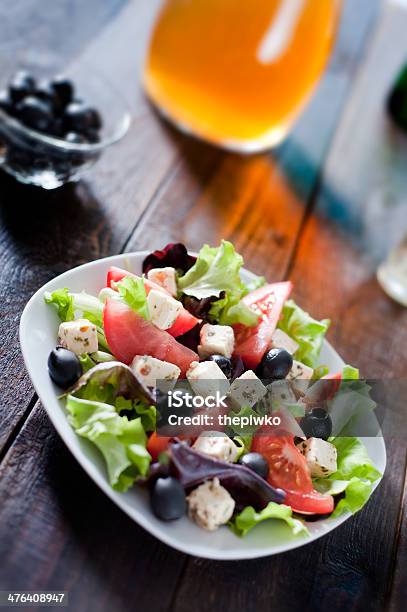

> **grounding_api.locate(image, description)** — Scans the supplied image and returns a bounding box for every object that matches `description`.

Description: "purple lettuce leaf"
[142,243,196,274]
[169,441,285,511]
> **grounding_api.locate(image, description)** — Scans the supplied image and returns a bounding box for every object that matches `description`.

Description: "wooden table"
[1,1,407,610]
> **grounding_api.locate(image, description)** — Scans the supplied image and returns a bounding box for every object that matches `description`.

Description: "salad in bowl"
[32,241,382,544]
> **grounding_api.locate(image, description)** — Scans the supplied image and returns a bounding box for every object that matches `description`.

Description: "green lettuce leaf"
[78,354,96,373]
[342,365,359,380]
[209,292,258,327]
[66,395,151,492]
[277,299,330,368]
[115,396,157,432]
[314,437,381,517]
[230,502,309,537]
[177,240,259,327]
[44,288,110,352]
[115,275,149,320]
[44,288,74,321]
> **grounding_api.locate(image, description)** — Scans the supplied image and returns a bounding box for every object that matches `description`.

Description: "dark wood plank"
[0,0,189,455]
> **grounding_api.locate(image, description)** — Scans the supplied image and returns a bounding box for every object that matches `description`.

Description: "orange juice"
[144,0,342,152]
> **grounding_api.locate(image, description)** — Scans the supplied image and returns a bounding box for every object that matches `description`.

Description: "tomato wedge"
[234,282,292,369]
[107,266,167,294]
[251,431,334,515]
[147,432,172,462]
[103,298,198,375]
[106,266,199,337]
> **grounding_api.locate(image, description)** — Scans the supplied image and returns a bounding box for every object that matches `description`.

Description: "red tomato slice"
[107,266,166,294]
[234,282,293,369]
[103,298,198,376]
[251,431,334,515]
[106,266,199,337]
[284,490,334,515]
[147,432,172,462]
[166,308,199,337]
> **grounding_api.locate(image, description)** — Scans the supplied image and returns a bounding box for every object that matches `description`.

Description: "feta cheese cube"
[270,380,297,405]
[271,329,299,355]
[187,478,235,531]
[186,360,230,399]
[58,318,98,354]
[147,267,177,296]
[130,355,180,389]
[287,360,314,394]
[193,431,239,463]
[229,370,267,408]
[198,324,235,359]
[296,437,337,477]
[147,289,182,330]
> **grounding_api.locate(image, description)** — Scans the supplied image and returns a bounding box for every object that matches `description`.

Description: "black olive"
[238,452,269,479]
[17,96,53,132]
[0,90,12,114]
[65,131,87,144]
[34,80,61,111]
[83,128,101,143]
[300,408,332,440]
[8,71,36,103]
[48,347,82,389]
[63,102,102,133]
[206,354,232,379]
[256,348,293,380]
[50,76,74,107]
[150,477,186,521]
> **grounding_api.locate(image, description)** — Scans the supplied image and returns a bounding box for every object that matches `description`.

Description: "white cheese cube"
[296,437,337,477]
[147,289,182,330]
[193,431,239,463]
[287,360,314,394]
[271,329,299,355]
[58,318,98,355]
[270,380,297,405]
[187,478,235,531]
[229,370,267,408]
[186,361,230,399]
[198,324,235,359]
[131,355,180,389]
[147,267,177,297]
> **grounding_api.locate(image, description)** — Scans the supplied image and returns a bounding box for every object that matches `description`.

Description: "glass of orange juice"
[144,0,342,152]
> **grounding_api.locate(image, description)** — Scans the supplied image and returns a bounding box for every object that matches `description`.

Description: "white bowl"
[19,252,386,560]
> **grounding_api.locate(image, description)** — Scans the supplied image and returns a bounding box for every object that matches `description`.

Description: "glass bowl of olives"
[0,68,131,189]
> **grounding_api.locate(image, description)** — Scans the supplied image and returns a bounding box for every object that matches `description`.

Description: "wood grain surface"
[1,0,406,611]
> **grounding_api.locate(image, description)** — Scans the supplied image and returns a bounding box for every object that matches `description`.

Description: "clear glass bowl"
[0,67,131,189]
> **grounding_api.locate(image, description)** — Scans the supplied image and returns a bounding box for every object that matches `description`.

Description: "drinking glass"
[144,0,342,152]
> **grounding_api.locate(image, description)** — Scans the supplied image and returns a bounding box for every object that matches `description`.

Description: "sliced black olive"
[150,477,186,521]
[48,347,82,389]
[206,354,232,379]
[238,452,269,479]
[256,348,293,380]
[300,408,332,440]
